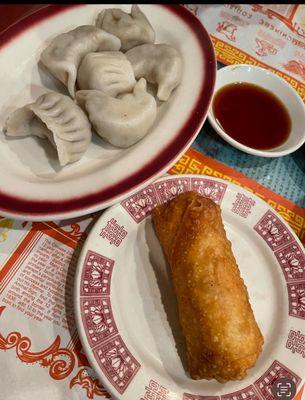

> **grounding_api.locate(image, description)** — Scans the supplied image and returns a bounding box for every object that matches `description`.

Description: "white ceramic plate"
[0,4,215,221]
[75,174,305,400]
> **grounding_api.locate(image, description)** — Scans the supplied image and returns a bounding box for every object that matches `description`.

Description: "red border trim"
[0,4,216,217]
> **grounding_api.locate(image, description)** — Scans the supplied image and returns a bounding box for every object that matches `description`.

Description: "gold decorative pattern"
[211,36,305,100]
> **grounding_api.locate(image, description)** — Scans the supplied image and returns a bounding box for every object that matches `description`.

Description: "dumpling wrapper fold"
[96,5,155,51]
[40,25,121,97]
[4,92,92,166]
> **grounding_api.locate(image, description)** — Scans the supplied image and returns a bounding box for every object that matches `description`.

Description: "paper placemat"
[0,148,304,400]
[185,4,305,100]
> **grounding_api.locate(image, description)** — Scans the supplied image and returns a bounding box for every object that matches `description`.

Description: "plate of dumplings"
[0,4,216,220]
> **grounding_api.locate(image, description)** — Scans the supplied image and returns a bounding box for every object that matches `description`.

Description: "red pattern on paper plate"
[254,211,294,251]
[81,297,118,347]
[221,385,262,400]
[93,336,140,395]
[81,250,114,297]
[231,193,256,218]
[154,177,191,203]
[79,250,141,395]
[254,360,301,400]
[274,242,305,282]
[121,185,159,223]
[140,379,169,400]
[287,282,305,320]
[286,329,305,358]
[100,218,127,247]
[190,178,227,204]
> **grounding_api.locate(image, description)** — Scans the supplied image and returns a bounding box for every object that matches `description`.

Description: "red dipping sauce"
[212,82,291,150]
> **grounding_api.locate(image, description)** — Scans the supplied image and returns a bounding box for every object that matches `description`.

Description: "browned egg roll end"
[152,191,264,383]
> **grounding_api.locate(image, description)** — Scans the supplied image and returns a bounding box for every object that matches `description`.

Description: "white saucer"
[208,64,305,158]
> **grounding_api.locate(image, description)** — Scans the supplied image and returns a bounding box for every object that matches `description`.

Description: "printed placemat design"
[0,220,109,399]
[185,4,305,100]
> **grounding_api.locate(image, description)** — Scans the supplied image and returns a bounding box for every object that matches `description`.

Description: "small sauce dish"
[207,64,305,157]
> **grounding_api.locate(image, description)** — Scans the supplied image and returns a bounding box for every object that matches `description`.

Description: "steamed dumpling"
[96,5,155,52]
[40,26,121,98]
[126,44,183,101]
[77,51,136,97]
[76,78,156,148]
[4,92,92,167]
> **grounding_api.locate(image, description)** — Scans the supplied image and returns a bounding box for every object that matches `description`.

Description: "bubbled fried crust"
[152,191,264,383]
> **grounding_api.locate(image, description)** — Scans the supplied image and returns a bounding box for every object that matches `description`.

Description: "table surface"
[0,4,304,208]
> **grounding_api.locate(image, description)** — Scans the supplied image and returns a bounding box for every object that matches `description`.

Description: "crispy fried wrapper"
[151,191,263,383]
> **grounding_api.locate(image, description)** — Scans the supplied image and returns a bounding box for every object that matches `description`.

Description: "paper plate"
[0,4,215,221]
[75,174,305,400]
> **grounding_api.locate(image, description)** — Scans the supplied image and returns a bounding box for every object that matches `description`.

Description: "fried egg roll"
[152,191,263,382]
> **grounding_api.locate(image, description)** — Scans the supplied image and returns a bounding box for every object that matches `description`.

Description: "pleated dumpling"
[76,78,157,148]
[40,26,121,98]
[77,51,136,97]
[96,5,155,52]
[4,92,92,167]
[126,44,183,101]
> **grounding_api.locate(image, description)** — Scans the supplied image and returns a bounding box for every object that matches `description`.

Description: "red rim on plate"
[0,4,216,219]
